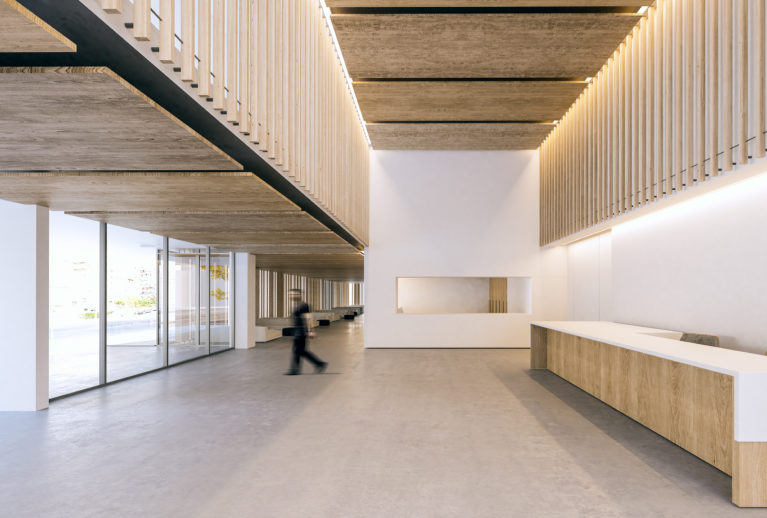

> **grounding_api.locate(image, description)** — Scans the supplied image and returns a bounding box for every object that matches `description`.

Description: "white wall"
[365,150,567,348]
[611,170,767,354]
[567,232,612,321]
[0,200,49,411]
[234,253,257,349]
[567,165,767,354]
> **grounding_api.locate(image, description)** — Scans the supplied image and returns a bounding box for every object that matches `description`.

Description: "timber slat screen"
[99,0,370,245]
[540,0,766,246]
[257,269,363,318]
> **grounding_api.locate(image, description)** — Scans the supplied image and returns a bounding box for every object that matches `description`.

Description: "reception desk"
[530,321,767,507]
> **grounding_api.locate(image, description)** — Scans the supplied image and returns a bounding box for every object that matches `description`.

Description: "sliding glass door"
[106,226,164,382]
[169,240,208,365]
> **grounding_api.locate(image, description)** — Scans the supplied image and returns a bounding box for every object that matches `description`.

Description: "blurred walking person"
[285,288,328,375]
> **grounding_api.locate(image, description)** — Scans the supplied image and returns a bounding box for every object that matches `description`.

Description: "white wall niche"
[396,276,532,314]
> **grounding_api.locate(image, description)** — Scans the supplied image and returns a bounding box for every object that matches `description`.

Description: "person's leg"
[286,337,304,374]
[301,344,327,372]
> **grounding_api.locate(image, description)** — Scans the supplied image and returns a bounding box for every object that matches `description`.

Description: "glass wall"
[48,219,235,397]
[169,239,207,365]
[209,251,232,353]
[106,226,164,382]
[49,212,101,398]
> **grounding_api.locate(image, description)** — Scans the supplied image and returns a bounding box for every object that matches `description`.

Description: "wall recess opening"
[396,277,532,314]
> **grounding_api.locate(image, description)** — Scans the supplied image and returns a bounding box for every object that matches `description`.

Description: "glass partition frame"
[49,222,235,400]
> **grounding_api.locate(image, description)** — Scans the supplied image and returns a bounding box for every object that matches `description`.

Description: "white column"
[234,253,257,349]
[0,200,48,411]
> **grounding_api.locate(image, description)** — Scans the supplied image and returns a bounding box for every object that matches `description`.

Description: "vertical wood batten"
[655,1,664,199]
[102,0,122,13]
[646,7,655,204]
[685,0,694,186]
[238,0,250,134]
[198,0,212,98]
[133,0,151,41]
[212,1,225,110]
[632,27,639,208]
[723,0,734,171]
[225,0,239,122]
[181,0,195,82]
[618,41,626,213]
[662,0,671,195]
[710,0,719,177]
[738,0,748,164]
[638,17,646,206]
[673,0,682,191]
[696,0,706,182]
[159,0,174,63]
[267,0,276,157]
[258,0,268,148]
[248,0,258,142]
[756,0,766,159]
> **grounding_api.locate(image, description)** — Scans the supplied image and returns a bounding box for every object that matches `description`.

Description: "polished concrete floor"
[1,318,763,517]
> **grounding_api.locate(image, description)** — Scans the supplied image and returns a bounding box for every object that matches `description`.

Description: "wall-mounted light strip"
[319,0,371,147]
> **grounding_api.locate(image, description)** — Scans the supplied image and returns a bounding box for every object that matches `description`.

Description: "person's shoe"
[315,362,328,374]
[284,370,300,376]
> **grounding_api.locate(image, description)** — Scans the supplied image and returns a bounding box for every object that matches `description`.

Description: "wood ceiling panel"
[216,244,360,254]
[366,122,554,149]
[328,1,650,6]
[67,211,330,233]
[331,13,642,78]
[0,0,76,52]
[167,231,347,245]
[355,81,586,121]
[0,67,240,171]
[0,172,297,212]
[256,254,365,282]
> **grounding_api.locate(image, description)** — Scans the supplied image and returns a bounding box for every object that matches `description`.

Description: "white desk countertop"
[531,321,767,376]
[531,321,767,441]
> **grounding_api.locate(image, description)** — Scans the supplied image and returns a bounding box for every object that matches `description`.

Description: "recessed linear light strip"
[319,0,372,147]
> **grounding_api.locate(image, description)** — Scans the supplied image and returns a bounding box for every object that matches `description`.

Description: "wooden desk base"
[531,325,767,507]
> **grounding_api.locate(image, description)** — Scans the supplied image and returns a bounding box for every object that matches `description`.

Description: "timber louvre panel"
[94,0,371,245]
[540,0,767,246]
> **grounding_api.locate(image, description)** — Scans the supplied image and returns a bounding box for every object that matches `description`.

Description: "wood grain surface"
[367,122,554,149]
[0,0,76,52]
[0,67,240,171]
[354,81,587,122]
[327,0,650,6]
[331,13,643,78]
[545,329,734,475]
[0,172,297,212]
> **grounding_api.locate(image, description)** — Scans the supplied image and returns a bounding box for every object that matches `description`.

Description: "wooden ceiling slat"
[331,13,643,78]
[66,211,330,233]
[215,244,359,254]
[0,172,298,212]
[0,67,240,171]
[0,0,76,53]
[255,254,365,282]
[166,231,346,245]
[366,122,554,149]
[355,80,587,121]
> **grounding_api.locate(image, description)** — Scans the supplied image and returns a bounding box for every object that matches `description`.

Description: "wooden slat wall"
[100,0,370,245]
[540,0,767,246]
[258,269,361,318]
